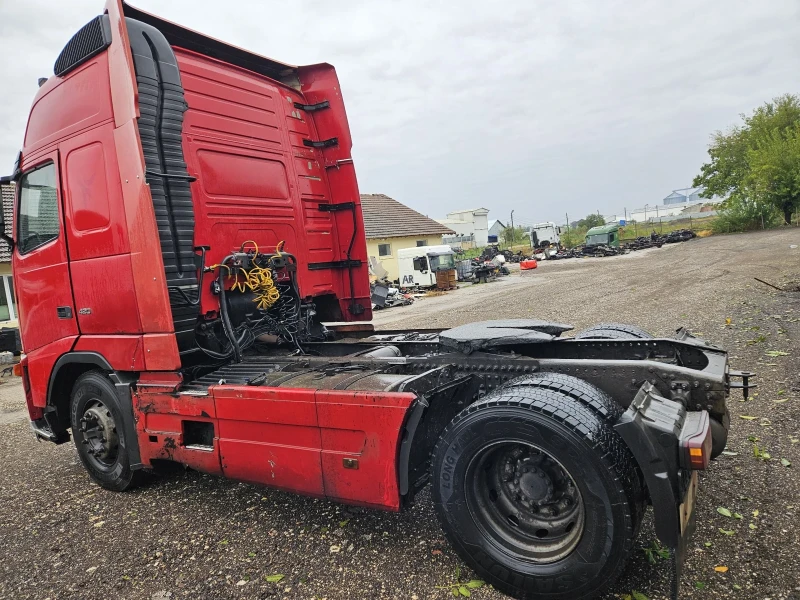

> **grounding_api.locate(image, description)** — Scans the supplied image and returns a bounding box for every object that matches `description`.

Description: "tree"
[577,214,605,229]
[694,94,800,225]
[560,226,585,249]
[748,126,800,224]
[500,225,527,246]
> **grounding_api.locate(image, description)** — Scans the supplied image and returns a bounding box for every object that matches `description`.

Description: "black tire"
[503,374,647,535]
[709,408,730,459]
[70,372,143,492]
[432,386,640,600]
[573,323,653,340]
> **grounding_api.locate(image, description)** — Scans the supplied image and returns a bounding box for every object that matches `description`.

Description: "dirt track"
[1,229,799,600]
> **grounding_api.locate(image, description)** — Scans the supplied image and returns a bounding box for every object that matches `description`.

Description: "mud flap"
[110,372,142,470]
[614,383,699,599]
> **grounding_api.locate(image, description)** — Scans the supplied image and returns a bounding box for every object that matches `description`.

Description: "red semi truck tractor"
[2,3,754,598]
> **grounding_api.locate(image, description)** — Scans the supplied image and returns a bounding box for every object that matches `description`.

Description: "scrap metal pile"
[560,228,698,259]
[625,228,697,251]
[452,247,513,284]
[468,252,511,283]
[479,246,527,263]
[370,283,415,310]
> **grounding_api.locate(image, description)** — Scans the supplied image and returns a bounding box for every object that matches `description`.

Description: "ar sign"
[402,275,415,285]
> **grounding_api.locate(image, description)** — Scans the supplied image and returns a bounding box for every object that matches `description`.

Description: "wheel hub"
[517,467,553,504]
[467,442,585,563]
[80,402,119,464]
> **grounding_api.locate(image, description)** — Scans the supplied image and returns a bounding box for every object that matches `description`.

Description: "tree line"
[694,93,800,230]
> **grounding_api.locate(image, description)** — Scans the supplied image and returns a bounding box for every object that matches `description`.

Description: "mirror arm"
[0,232,13,251]
[0,168,18,251]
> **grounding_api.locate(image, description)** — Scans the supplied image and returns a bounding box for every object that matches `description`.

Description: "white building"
[604,186,725,224]
[488,220,506,239]
[663,186,705,205]
[436,208,490,247]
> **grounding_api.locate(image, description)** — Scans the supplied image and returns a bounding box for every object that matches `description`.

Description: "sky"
[0,0,798,227]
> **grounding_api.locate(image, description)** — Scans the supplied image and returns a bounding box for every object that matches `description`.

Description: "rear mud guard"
[614,383,699,598]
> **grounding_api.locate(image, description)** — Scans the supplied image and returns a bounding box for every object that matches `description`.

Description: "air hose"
[217,254,242,363]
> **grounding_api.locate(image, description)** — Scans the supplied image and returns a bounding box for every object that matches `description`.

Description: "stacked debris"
[479,245,528,263]
[371,283,414,310]
[580,245,628,257]
[624,229,696,252]
[550,228,698,259]
[625,236,663,250]
[465,254,511,283]
[663,229,697,243]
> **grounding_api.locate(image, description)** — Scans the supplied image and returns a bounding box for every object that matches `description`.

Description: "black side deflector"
[127,17,201,353]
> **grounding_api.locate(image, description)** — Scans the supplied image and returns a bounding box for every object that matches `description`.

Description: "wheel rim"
[465,441,585,563]
[78,400,120,470]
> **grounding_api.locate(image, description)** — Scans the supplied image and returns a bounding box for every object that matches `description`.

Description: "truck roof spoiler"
[122,2,301,86]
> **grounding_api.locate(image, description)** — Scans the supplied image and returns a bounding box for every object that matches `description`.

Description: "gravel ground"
[1,229,799,600]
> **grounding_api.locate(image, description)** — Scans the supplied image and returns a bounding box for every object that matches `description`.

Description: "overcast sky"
[1,1,798,226]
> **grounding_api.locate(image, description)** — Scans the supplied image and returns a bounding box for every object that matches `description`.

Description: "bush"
[561,227,586,248]
[711,198,781,233]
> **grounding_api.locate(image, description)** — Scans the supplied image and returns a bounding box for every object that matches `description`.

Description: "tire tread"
[573,323,653,340]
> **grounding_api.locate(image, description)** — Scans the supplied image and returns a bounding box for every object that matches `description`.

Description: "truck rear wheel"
[432,386,638,600]
[70,372,142,492]
[503,373,647,536]
[573,323,653,340]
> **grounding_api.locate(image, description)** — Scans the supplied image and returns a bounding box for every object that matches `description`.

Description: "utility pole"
[510,210,515,247]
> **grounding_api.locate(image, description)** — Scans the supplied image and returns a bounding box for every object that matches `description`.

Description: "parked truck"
[3,4,753,599]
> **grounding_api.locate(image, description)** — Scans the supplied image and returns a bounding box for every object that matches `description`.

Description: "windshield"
[585,233,610,246]
[429,253,455,270]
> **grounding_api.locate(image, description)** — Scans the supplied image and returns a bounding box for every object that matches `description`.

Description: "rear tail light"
[12,362,23,377]
[679,411,712,470]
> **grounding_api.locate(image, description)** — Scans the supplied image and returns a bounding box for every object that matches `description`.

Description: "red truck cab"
[10,0,370,432]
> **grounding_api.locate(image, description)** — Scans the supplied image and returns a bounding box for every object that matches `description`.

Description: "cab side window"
[18,162,59,254]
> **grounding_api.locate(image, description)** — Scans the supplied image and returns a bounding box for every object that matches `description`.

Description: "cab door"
[13,154,79,352]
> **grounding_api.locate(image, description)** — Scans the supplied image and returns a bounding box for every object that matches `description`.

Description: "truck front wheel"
[70,372,142,492]
[432,387,639,600]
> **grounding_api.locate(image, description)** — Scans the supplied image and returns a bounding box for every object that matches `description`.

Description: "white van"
[397,245,456,287]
